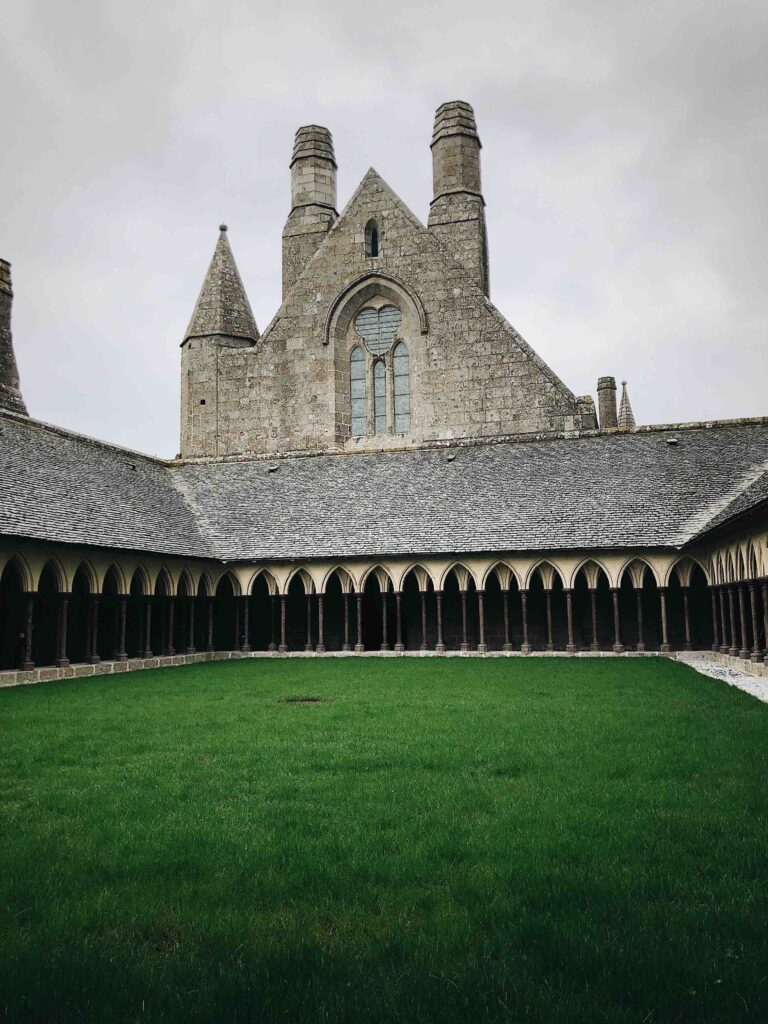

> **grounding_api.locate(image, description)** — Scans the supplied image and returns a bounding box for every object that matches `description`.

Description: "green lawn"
[1,658,767,1024]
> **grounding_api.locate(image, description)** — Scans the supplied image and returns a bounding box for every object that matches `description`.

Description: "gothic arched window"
[365,220,379,258]
[393,341,410,433]
[373,360,386,435]
[350,346,366,437]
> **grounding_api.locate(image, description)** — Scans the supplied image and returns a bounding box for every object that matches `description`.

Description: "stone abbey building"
[1,102,767,684]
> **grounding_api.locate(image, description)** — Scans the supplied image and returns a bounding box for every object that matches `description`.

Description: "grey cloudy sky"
[2,0,766,457]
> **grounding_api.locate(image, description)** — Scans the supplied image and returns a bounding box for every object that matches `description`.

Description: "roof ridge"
[681,458,768,543]
[0,408,172,464]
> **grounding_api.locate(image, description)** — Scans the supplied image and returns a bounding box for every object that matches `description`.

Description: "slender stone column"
[590,589,599,651]
[268,594,277,652]
[316,594,325,653]
[728,586,738,656]
[419,591,427,651]
[502,589,511,652]
[355,593,364,652]
[186,597,196,655]
[635,587,645,652]
[88,596,101,664]
[719,587,729,654]
[143,597,153,657]
[380,590,389,651]
[278,594,287,653]
[55,594,70,667]
[565,589,575,655]
[749,583,760,661]
[435,591,445,653]
[166,598,175,657]
[242,595,252,653]
[738,585,749,659]
[342,593,351,652]
[233,599,240,654]
[477,590,487,653]
[520,589,531,654]
[682,587,692,651]
[85,595,92,663]
[394,592,404,653]
[611,588,623,653]
[762,579,768,664]
[206,598,214,652]
[659,588,670,653]
[116,595,127,660]
[460,591,469,652]
[545,590,553,652]
[710,588,719,652]
[22,594,34,670]
[305,593,313,653]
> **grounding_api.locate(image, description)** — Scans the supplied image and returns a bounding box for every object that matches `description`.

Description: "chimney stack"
[282,125,338,297]
[0,260,28,416]
[597,376,618,429]
[427,101,489,295]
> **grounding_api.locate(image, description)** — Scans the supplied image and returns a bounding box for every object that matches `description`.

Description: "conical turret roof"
[184,226,259,343]
[618,380,636,430]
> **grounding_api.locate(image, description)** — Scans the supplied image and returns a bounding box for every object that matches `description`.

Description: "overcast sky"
[2,0,766,457]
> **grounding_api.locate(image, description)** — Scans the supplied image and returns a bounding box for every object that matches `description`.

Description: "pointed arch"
[359,563,395,592]
[196,572,212,598]
[399,563,436,593]
[525,560,564,590]
[214,569,241,597]
[666,555,711,587]
[248,567,278,596]
[36,555,67,593]
[102,563,126,596]
[364,219,380,258]
[319,565,354,594]
[325,271,428,347]
[154,568,172,597]
[129,565,150,597]
[480,560,520,591]
[439,561,478,591]
[284,566,315,595]
[71,559,97,595]
[177,569,194,598]
[571,557,611,590]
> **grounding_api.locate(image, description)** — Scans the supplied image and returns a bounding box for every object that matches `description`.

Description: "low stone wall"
[683,649,767,679]
[0,646,677,689]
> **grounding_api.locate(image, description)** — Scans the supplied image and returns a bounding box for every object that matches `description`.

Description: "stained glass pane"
[393,342,410,433]
[374,360,387,436]
[350,347,366,437]
[355,305,402,356]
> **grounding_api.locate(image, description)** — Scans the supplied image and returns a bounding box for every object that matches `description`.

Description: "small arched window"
[350,347,366,437]
[393,342,410,433]
[365,220,379,258]
[373,360,386,435]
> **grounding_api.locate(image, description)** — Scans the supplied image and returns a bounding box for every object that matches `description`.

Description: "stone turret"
[0,260,28,416]
[427,101,489,295]
[282,125,338,298]
[618,380,636,429]
[597,376,618,429]
[180,226,258,459]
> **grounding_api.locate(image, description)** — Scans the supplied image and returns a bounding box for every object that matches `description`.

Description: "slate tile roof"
[1,412,766,563]
[0,414,211,558]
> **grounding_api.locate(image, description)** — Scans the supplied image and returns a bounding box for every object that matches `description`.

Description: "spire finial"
[219,223,228,232]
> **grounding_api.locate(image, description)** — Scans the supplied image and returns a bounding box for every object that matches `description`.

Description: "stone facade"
[179,102,592,460]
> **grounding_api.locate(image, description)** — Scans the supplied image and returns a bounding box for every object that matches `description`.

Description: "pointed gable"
[184,227,259,343]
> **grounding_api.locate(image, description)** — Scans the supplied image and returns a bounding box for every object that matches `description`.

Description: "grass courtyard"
[1,657,767,1024]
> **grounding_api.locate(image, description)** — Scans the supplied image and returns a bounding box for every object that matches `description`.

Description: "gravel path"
[677,653,768,704]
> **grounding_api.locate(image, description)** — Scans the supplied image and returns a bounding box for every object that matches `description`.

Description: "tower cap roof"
[431,100,481,147]
[290,125,336,168]
[184,228,259,344]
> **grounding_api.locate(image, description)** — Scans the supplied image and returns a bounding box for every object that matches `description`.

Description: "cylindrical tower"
[427,101,489,295]
[282,125,338,297]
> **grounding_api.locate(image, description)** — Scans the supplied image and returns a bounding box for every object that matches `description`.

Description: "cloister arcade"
[2,533,766,676]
